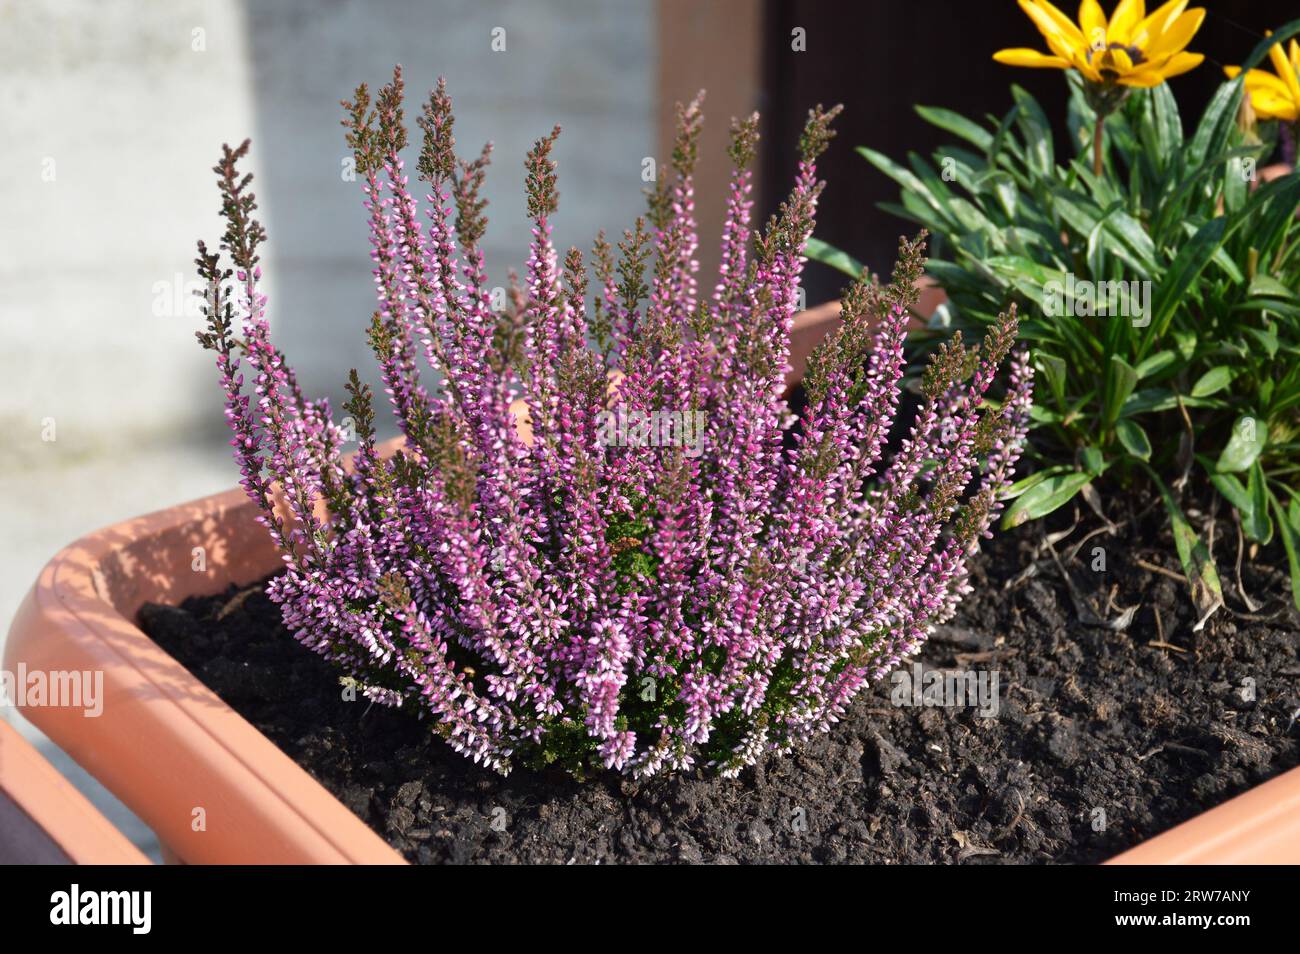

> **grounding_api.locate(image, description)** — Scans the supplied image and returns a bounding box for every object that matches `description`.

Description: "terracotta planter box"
[0,719,149,864]
[8,300,1298,864]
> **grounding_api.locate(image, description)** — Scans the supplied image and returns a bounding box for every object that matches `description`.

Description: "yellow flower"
[1225,36,1300,123]
[994,0,1205,88]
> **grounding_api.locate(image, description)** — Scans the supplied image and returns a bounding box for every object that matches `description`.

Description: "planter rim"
[8,297,1298,864]
[0,718,149,864]
[4,483,405,864]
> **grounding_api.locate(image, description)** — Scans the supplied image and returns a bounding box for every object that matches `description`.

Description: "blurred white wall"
[0,0,654,856]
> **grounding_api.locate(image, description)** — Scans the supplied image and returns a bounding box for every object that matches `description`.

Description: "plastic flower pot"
[4,481,405,864]
[11,299,1296,864]
[0,719,149,864]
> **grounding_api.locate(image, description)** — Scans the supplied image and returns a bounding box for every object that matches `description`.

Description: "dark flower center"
[1087,42,1146,72]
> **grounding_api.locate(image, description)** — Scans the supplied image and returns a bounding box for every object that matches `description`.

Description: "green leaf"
[1270,492,1300,611]
[1206,468,1250,513]
[858,147,947,218]
[1149,82,1183,157]
[1080,446,1105,477]
[1010,85,1053,177]
[1102,355,1139,428]
[1216,414,1267,473]
[1000,471,1091,529]
[1001,464,1074,500]
[914,105,994,151]
[1245,175,1300,263]
[1034,352,1068,404]
[1146,466,1223,606]
[1134,350,1178,380]
[1190,366,1234,398]
[1121,387,1178,416]
[1147,216,1226,340]
[1243,325,1280,359]
[1246,274,1297,301]
[804,238,864,279]
[1115,419,1152,460]
[1244,463,1273,544]
[1187,76,1243,170]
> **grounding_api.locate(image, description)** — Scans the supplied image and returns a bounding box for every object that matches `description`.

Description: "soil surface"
[141,491,1300,864]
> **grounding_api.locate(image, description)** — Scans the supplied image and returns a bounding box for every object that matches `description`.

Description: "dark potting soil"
[140,493,1300,864]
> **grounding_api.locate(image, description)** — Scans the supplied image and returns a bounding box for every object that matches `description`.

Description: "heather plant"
[195,67,1031,778]
[812,13,1300,613]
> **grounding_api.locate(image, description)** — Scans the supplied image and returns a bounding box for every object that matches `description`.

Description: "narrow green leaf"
[1134,350,1178,380]
[1102,355,1139,428]
[1147,216,1226,340]
[1000,472,1091,529]
[1115,419,1152,460]
[804,238,864,279]
[1270,493,1300,611]
[1190,366,1234,398]
[914,105,994,150]
[1147,466,1223,604]
[1216,413,1267,473]
[1245,463,1273,544]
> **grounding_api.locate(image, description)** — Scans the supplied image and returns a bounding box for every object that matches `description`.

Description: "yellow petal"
[1108,0,1146,45]
[1153,50,1204,80]
[1078,0,1108,51]
[993,47,1072,69]
[1250,89,1300,122]
[1291,38,1300,73]
[1130,0,1187,47]
[1240,67,1295,101]
[1118,70,1168,87]
[1042,30,1080,62]
[1112,47,1136,73]
[1144,7,1204,61]
[1019,0,1086,52]
[1074,55,1105,83]
[1270,35,1300,105]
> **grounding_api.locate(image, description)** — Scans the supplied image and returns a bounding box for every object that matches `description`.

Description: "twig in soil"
[1137,741,1208,761]
[1003,561,1039,591]
[1135,558,1185,582]
[1064,523,1120,563]
[956,844,1001,862]
[929,625,983,649]
[216,584,261,620]
[954,649,1019,665]
[1039,516,1080,551]
[1045,538,1138,631]
[994,789,1025,844]
[1153,604,1165,643]
[1173,395,1196,490]
[1147,640,1187,654]
[1080,482,1119,534]
[1232,514,1263,613]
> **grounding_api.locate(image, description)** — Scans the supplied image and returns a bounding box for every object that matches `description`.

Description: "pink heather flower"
[196,69,1032,779]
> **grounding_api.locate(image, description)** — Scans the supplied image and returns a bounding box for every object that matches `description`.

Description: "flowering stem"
[1093,114,1104,177]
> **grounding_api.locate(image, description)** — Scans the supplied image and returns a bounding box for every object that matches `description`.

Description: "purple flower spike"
[196,70,1031,778]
